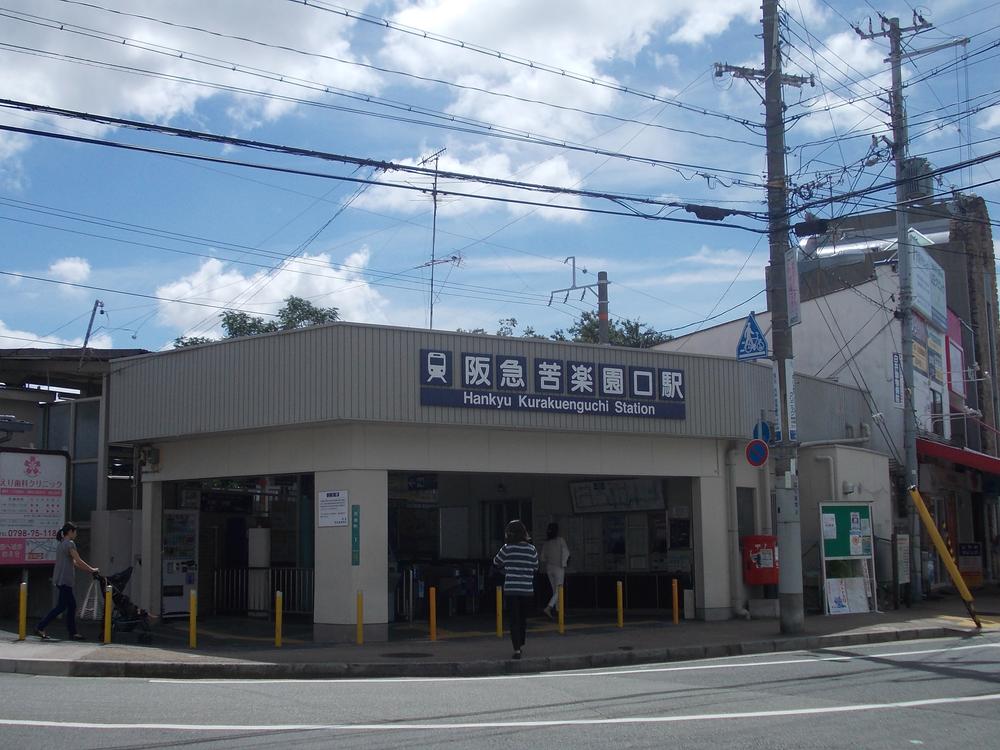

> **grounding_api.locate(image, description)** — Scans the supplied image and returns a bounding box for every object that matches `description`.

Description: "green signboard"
[820,503,872,559]
[351,504,360,566]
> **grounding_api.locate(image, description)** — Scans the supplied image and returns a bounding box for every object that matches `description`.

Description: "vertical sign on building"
[784,359,797,442]
[771,360,783,443]
[785,247,801,326]
[892,353,904,407]
[351,505,361,566]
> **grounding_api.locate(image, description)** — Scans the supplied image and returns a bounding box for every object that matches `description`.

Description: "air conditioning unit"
[902,157,934,202]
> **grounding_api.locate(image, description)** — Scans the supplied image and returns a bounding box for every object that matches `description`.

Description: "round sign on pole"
[753,420,772,444]
[746,439,769,467]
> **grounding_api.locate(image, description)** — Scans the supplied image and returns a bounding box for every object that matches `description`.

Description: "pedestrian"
[493,519,538,660]
[35,522,99,641]
[539,522,571,619]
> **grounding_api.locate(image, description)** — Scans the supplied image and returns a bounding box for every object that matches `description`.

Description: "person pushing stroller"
[35,522,99,641]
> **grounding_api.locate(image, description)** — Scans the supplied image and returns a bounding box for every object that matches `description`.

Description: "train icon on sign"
[421,349,453,386]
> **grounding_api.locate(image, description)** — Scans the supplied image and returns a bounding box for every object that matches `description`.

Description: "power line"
[286,0,765,130]
[51,0,761,149]
[0,98,767,211]
[0,10,765,184]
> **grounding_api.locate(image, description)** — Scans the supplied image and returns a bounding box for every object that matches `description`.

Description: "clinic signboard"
[419,349,685,419]
[0,449,68,565]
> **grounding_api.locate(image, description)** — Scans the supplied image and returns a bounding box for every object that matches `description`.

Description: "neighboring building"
[658,195,1000,591]
[100,322,880,640]
[0,347,146,617]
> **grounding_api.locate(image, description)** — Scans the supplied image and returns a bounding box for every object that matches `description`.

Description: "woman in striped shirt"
[493,519,539,660]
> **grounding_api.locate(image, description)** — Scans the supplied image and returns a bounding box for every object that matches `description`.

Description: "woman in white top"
[539,522,571,619]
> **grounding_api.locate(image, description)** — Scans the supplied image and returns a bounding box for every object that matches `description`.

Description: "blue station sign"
[419,349,686,420]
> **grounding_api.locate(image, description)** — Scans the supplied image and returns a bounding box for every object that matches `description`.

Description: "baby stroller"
[95,568,153,644]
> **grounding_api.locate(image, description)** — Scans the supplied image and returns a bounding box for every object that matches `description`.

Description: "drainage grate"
[617,646,634,651]
[381,652,433,659]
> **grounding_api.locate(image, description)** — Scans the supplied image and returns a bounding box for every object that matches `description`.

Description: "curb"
[0,624,972,680]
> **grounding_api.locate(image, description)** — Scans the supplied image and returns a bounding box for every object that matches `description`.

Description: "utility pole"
[419,148,446,329]
[548,258,609,344]
[717,0,811,634]
[78,299,104,371]
[856,12,964,602]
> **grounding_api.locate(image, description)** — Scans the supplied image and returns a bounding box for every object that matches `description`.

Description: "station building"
[90,322,891,640]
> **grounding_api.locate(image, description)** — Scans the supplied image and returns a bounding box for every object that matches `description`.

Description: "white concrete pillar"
[138,481,162,615]
[313,469,388,642]
[694,472,732,620]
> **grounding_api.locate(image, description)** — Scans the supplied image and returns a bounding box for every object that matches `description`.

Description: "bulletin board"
[819,502,877,615]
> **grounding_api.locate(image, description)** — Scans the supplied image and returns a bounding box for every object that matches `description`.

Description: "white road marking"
[2,693,999,732]
[148,640,1000,685]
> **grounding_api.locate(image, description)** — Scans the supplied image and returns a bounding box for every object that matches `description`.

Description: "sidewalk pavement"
[2,591,997,679]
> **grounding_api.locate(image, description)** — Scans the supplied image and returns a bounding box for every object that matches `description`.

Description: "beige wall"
[798,445,892,586]
[142,423,724,481]
[314,469,388,642]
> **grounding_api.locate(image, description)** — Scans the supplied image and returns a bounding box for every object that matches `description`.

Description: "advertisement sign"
[0,450,68,565]
[420,349,685,420]
[318,490,349,527]
[912,245,947,331]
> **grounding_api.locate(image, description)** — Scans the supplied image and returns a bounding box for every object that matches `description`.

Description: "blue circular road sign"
[746,439,769,467]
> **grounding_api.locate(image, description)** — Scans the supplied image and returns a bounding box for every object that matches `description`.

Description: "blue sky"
[0,0,996,352]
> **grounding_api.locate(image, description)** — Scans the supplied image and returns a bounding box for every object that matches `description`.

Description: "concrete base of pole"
[779,593,805,633]
[776,484,804,634]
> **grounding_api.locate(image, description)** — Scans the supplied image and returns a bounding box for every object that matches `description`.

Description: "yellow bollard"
[495,586,503,638]
[429,586,437,641]
[672,578,679,625]
[616,580,624,628]
[188,589,197,649]
[103,585,113,644]
[557,585,565,634]
[356,590,364,646]
[17,582,27,641]
[274,590,283,648]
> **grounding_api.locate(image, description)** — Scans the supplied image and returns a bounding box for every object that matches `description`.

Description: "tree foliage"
[551,311,671,348]
[457,313,670,348]
[173,296,339,348]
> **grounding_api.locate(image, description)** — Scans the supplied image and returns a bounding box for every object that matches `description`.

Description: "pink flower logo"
[24,456,41,477]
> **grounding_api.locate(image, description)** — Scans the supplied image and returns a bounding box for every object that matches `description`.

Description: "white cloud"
[0,0,381,166]
[0,319,111,349]
[48,257,91,283]
[356,149,585,221]
[154,248,389,337]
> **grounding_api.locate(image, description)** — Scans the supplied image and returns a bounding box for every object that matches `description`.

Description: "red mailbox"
[742,535,779,585]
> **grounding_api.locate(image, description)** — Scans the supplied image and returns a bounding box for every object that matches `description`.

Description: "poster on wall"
[0,450,67,565]
[318,490,349,527]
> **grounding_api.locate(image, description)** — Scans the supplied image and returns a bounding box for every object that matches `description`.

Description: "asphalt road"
[1,634,999,749]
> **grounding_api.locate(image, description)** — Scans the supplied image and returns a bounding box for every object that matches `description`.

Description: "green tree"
[551,311,671,348]
[173,296,339,348]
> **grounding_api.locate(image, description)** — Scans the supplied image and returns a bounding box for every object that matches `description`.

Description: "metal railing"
[213,567,314,615]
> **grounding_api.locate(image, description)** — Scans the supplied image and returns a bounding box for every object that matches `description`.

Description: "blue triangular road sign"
[737,312,769,361]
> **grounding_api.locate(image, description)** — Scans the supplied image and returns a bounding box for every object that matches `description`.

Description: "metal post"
[188,589,197,649]
[275,590,283,648]
[672,578,679,625]
[598,271,610,345]
[103,585,112,644]
[429,586,437,641]
[557,585,565,634]
[17,582,27,641]
[763,0,804,634]
[616,580,624,628]
[495,586,503,638]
